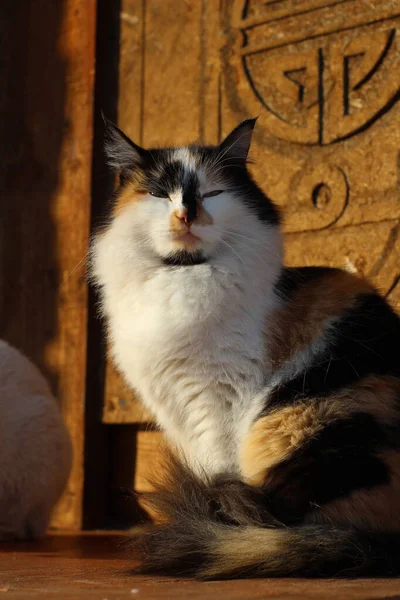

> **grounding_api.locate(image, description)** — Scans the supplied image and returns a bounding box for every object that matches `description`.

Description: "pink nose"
[176,208,192,224]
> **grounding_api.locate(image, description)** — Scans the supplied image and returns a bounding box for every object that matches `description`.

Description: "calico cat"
[0,340,72,539]
[92,117,400,578]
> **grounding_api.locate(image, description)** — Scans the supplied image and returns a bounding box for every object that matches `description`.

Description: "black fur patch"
[162,250,208,267]
[142,145,281,226]
[267,292,400,410]
[263,412,392,524]
[218,159,281,225]
[146,157,193,197]
[182,170,200,222]
[274,266,337,301]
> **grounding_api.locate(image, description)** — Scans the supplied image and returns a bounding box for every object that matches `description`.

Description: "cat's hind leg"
[239,375,400,527]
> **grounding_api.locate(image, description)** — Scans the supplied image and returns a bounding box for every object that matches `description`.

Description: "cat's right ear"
[103,116,147,170]
[218,117,258,163]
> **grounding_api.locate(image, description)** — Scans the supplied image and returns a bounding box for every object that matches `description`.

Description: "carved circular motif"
[285,162,349,232]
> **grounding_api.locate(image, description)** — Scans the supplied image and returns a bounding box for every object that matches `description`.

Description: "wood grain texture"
[50,0,96,531]
[103,362,152,423]
[200,0,223,144]
[142,0,203,146]
[119,0,145,142]
[134,430,165,493]
[2,534,400,599]
[0,0,96,529]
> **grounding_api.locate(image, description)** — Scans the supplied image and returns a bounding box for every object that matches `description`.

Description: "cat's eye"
[149,191,170,200]
[202,190,224,199]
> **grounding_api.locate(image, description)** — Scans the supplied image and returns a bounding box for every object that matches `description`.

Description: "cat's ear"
[103,116,147,170]
[218,117,258,162]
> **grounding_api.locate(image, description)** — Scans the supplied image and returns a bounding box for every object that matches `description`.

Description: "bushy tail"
[130,453,400,579]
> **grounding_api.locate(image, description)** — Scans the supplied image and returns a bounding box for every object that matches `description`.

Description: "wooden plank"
[5,535,400,600]
[119,0,145,142]
[200,0,223,144]
[142,0,204,146]
[103,362,152,424]
[83,0,121,529]
[135,430,177,522]
[50,0,96,531]
[134,430,165,493]
[0,0,96,529]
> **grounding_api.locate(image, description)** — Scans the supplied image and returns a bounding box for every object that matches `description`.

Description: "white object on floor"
[0,340,72,540]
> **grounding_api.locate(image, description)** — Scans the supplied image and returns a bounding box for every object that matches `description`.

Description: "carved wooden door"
[98,0,400,524]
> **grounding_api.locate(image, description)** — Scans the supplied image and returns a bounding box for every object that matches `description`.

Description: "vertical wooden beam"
[200,0,223,144]
[83,0,121,529]
[119,0,145,141]
[0,0,96,529]
[51,0,96,531]
[142,0,203,146]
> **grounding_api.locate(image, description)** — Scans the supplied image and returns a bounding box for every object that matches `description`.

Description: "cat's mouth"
[172,230,202,248]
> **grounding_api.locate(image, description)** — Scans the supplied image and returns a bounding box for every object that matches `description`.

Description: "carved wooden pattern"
[224,0,400,302]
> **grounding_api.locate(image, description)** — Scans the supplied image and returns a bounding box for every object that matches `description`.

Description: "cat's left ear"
[103,116,147,170]
[218,117,258,162]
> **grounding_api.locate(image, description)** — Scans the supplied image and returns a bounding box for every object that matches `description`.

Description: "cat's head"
[103,118,281,267]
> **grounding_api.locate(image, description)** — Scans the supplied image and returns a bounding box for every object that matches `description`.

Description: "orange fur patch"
[269,269,374,371]
[240,375,400,486]
[113,174,148,216]
[204,527,287,578]
[169,212,186,235]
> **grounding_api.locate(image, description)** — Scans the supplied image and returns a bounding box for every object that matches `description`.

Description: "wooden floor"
[1,533,400,599]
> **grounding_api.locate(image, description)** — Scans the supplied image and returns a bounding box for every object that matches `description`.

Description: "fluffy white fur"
[92,153,283,475]
[0,340,72,539]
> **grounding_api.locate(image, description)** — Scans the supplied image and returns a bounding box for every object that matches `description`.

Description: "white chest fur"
[107,263,271,473]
